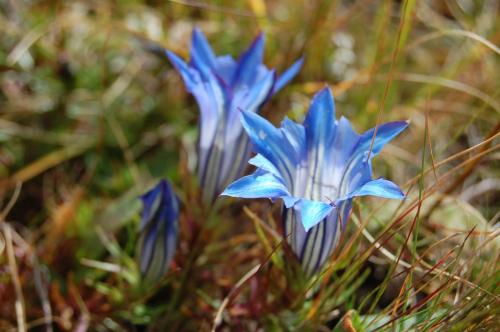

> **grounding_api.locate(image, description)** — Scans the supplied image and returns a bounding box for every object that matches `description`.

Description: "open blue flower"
[137,179,180,284]
[222,87,408,274]
[166,28,303,204]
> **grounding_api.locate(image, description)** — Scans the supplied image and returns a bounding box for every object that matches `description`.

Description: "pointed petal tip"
[165,49,175,60]
[272,58,303,94]
[297,199,334,232]
[398,119,411,125]
[158,178,168,188]
[388,184,406,200]
[219,181,243,197]
[253,33,265,51]
[311,86,334,105]
[255,31,265,42]
[304,86,336,137]
[290,56,305,70]
[219,187,239,198]
[295,56,305,69]
[391,119,411,133]
[246,32,265,52]
[318,85,332,94]
[396,184,406,199]
[165,50,184,67]
[192,26,208,42]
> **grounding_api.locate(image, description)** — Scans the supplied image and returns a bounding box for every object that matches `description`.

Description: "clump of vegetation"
[0,1,498,331]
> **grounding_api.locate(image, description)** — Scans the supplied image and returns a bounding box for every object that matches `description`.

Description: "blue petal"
[166,50,201,90]
[357,120,409,158]
[333,116,360,162]
[281,117,306,158]
[231,33,265,87]
[200,75,227,145]
[282,195,300,208]
[167,51,228,187]
[304,88,336,148]
[303,88,337,195]
[240,110,298,186]
[321,116,360,198]
[273,57,304,94]
[226,69,276,136]
[221,170,290,199]
[215,55,238,83]
[248,154,281,178]
[338,153,373,198]
[344,178,405,200]
[166,50,226,113]
[190,27,217,72]
[295,199,334,232]
[240,69,276,111]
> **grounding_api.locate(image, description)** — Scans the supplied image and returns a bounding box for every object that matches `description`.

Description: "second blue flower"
[167,28,303,204]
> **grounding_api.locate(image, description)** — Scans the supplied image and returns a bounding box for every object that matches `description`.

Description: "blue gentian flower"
[222,87,408,274]
[137,179,180,284]
[166,28,303,204]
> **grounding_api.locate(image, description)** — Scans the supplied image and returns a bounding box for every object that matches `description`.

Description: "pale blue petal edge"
[221,170,290,199]
[273,57,304,94]
[342,178,405,201]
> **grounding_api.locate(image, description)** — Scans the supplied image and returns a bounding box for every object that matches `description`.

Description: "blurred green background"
[0,0,498,331]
